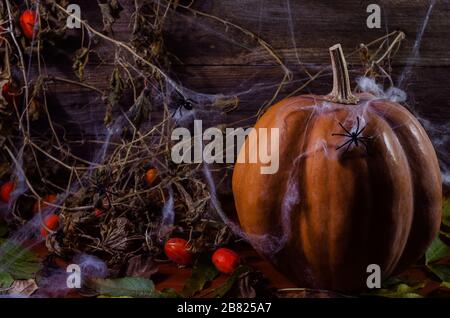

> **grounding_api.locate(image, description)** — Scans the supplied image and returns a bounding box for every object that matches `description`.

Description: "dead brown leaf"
[125,254,158,279]
[8,279,39,297]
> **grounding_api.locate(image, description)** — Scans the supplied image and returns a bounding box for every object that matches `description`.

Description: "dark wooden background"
[36,0,450,192]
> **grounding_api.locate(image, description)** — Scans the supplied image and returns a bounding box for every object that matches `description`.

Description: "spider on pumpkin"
[331,117,373,154]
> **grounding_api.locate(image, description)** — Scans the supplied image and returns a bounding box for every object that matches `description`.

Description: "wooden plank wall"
[29,0,450,191]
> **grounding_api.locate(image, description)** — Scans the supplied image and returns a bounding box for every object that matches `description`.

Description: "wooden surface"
[47,1,450,109]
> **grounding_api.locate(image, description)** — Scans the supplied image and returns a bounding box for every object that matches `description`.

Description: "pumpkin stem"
[327,44,359,104]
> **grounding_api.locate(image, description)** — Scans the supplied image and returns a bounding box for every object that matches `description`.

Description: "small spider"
[172,93,194,118]
[331,117,372,154]
[91,171,118,210]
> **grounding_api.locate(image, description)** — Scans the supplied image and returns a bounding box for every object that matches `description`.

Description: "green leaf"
[0,272,13,289]
[181,255,219,298]
[426,236,450,264]
[92,277,158,298]
[0,240,41,279]
[441,282,450,289]
[159,288,181,298]
[127,90,152,130]
[72,47,90,81]
[371,283,424,298]
[443,197,450,228]
[382,276,406,288]
[105,67,125,124]
[212,266,252,298]
[428,264,450,282]
[0,219,8,237]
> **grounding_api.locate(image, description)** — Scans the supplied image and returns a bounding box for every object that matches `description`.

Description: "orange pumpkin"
[232,44,442,291]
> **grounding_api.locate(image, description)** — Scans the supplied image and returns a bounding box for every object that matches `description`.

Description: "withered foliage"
[131,0,169,75]
[98,0,123,34]
[0,0,234,275]
[104,66,125,125]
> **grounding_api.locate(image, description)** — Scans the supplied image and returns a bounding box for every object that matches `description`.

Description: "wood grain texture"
[42,1,450,113]
[31,0,449,191]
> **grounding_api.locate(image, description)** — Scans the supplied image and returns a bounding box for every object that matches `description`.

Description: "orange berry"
[0,181,15,203]
[20,10,37,40]
[33,194,57,214]
[41,214,60,237]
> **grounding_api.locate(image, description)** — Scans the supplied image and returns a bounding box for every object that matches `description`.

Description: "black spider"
[331,117,372,154]
[91,171,118,210]
[172,94,194,118]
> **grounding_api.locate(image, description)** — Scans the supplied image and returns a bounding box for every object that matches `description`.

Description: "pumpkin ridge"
[291,102,322,253]
[300,108,350,288]
[273,102,322,286]
[369,101,442,272]
[233,97,317,256]
[270,99,318,254]
[365,111,414,276]
[300,109,414,290]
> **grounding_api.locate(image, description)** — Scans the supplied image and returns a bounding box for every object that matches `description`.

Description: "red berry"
[20,10,37,40]
[41,214,60,237]
[212,248,240,274]
[32,194,57,214]
[1,82,8,96]
[0,181,15,203]
[2,82,21,106]
[164,238,192,265]
[94,208,104,217]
